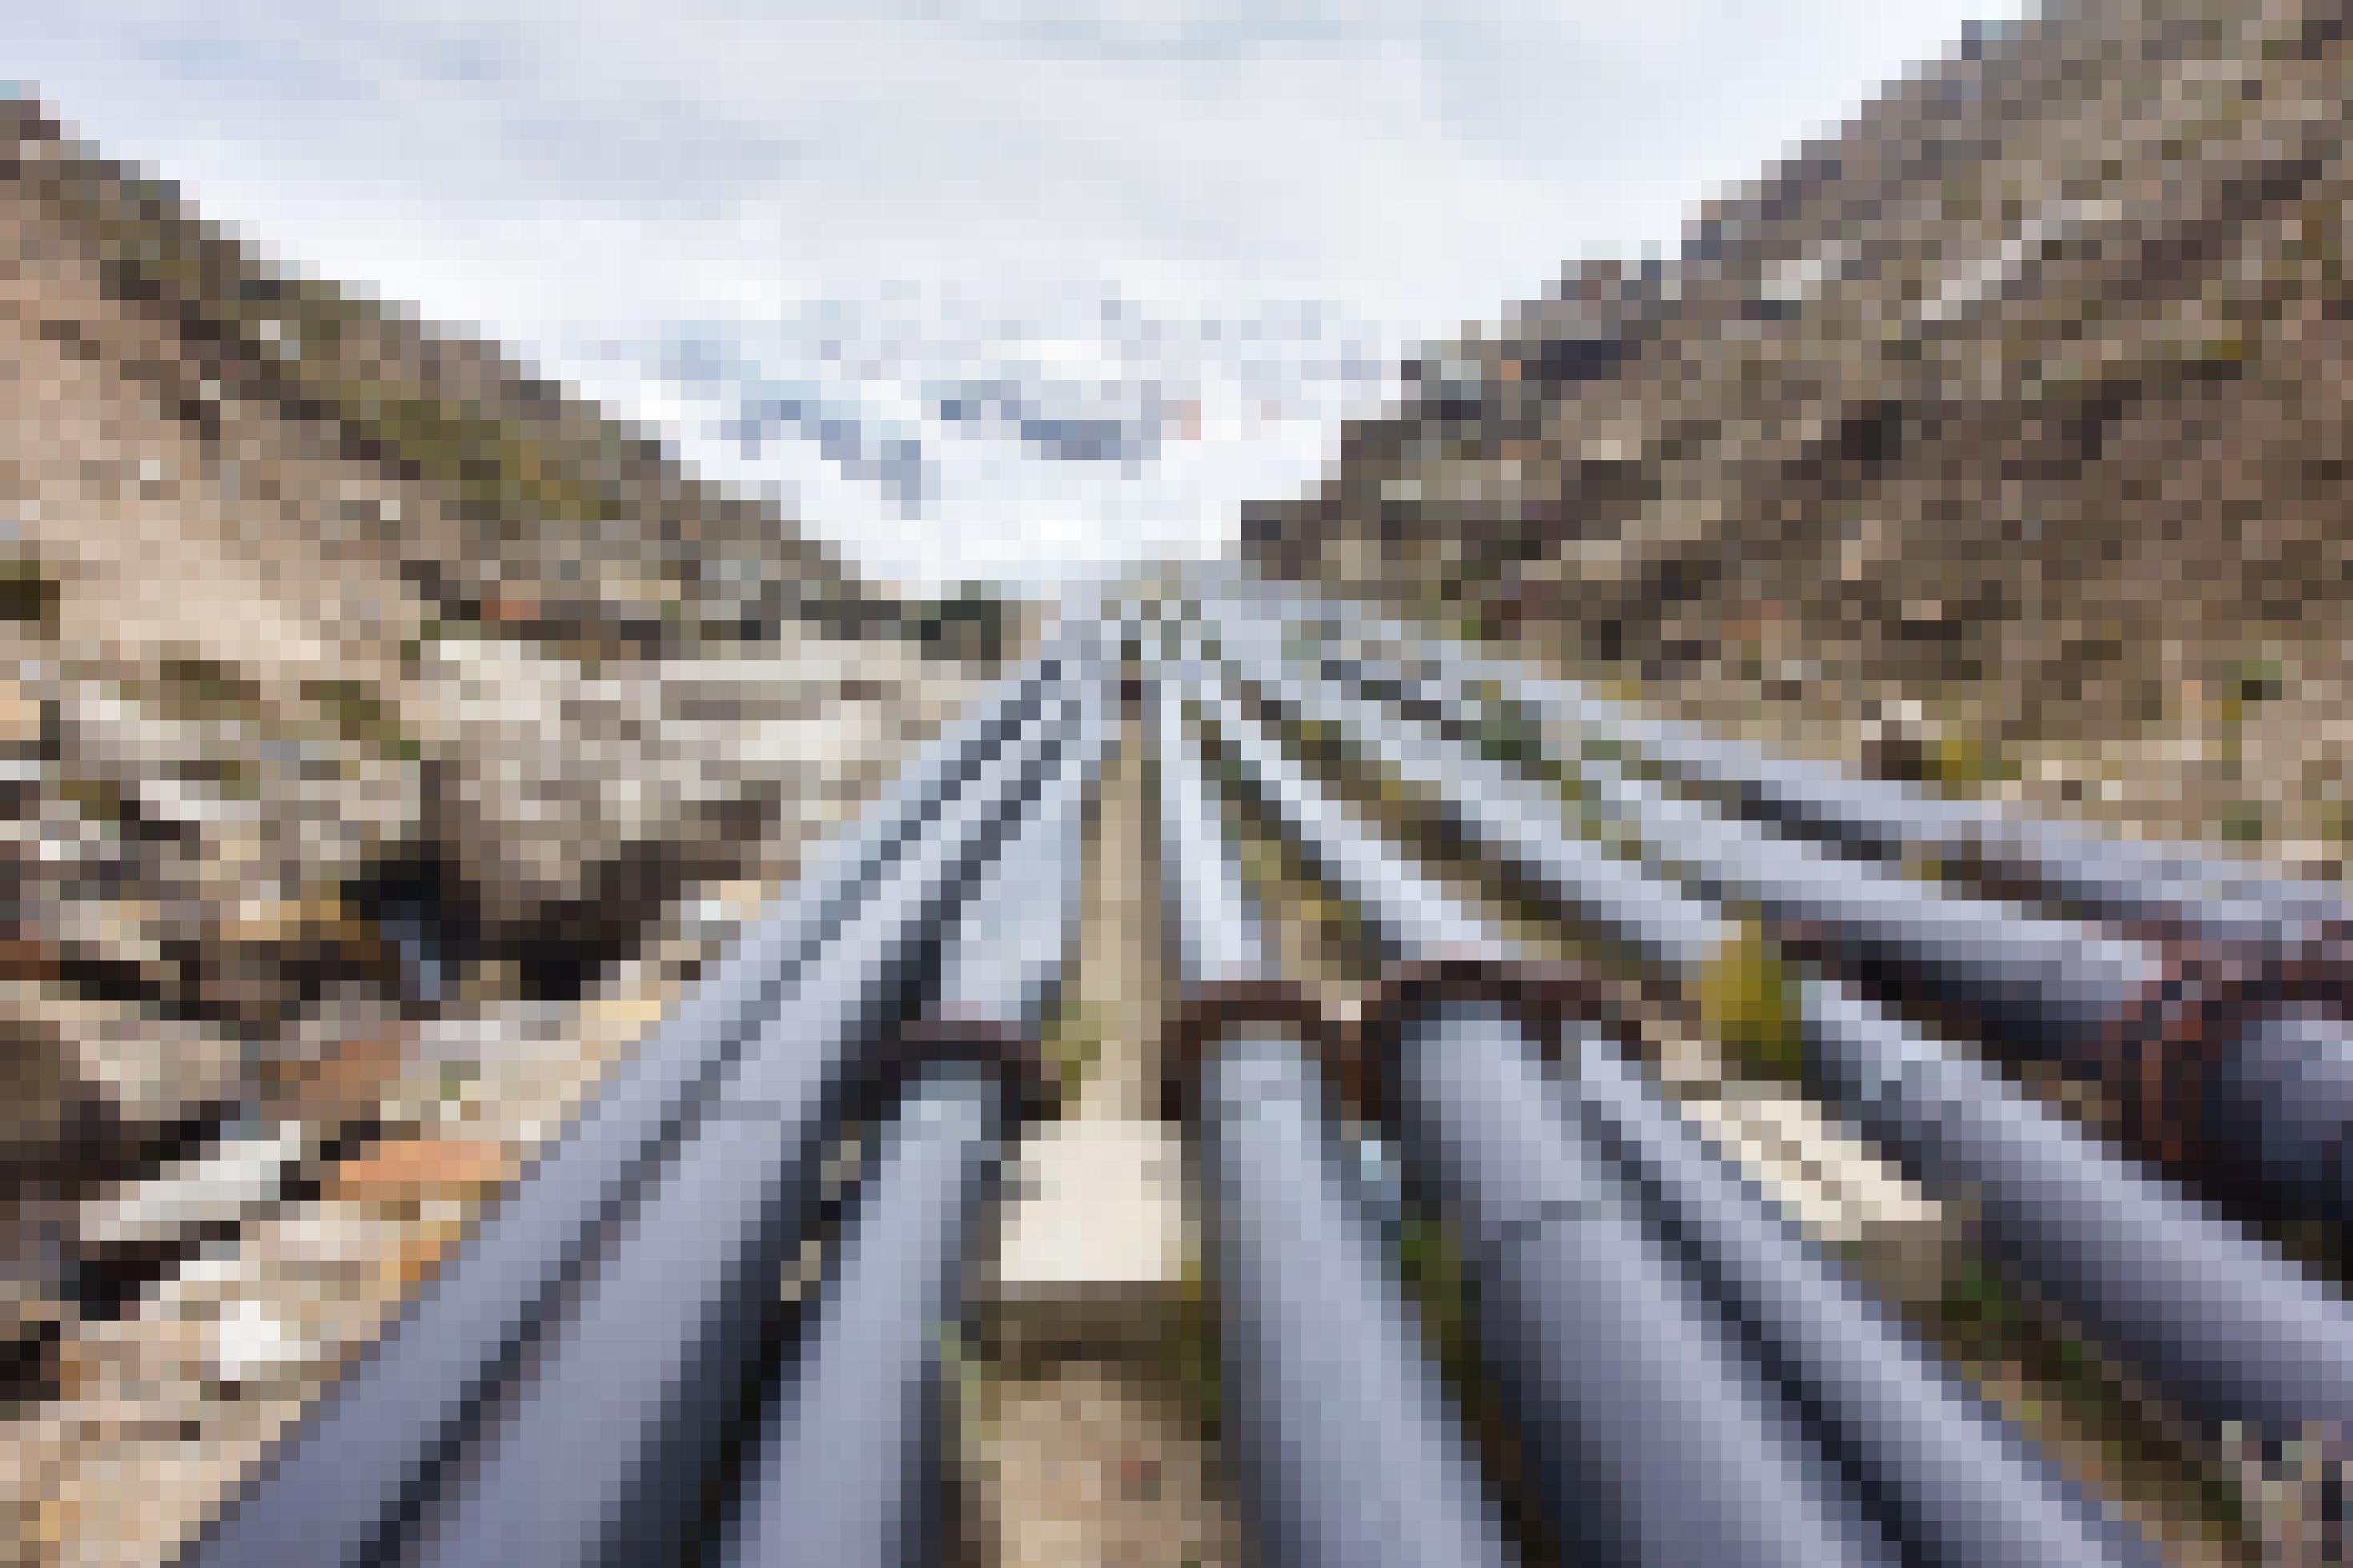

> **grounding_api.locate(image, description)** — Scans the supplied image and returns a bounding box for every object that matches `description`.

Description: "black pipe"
[1566,1032,2158,1568]
[1227,640,2160,1049]
[715,1058,1006,1568]
[1636,733,2350,952]
[2207,1005,2353,1221]
[930,663,1110,1035]
[1798,974,2353,1438]
[1196,1029,1516,1568]
[1390,1001,1896,1568]
[1190,676,1705,971]
[718,669,1107,1567]
[1200,579,2353,953]
[177,644,1078,1568]
[1155,681,1513,1568]
[1153,677,1274,986]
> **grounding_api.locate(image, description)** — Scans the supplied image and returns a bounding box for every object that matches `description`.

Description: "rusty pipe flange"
[1774,904,2353,1178]
[1343,956,1646,1129]
[2109,911,2353,998]
[1158,977,1360,1127]
[2093,933,2351,1175]
[2268,919,2353,1014]
[869,1013,1063,1136]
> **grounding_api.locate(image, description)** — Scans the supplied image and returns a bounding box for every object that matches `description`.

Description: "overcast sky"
[6,1,2036,589]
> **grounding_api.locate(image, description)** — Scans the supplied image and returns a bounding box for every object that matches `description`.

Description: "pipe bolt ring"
[1348,956,1645,1127]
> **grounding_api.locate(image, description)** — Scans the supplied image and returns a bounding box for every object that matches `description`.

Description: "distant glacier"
[554,284,1407,591]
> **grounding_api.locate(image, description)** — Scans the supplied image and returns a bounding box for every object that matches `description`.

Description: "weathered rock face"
[0,649,414,1207]
[0,981,247,1185]
[1243,0,2353,844]
[0,90,968,1167]
[405,636,967,936]
[0,587,968,1219]
[54,664,411,987]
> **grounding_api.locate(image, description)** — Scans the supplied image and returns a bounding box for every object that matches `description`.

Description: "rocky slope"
[0,96,981,1566]
[1243,0,2353,859]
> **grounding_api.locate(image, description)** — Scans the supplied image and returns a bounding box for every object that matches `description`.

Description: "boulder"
[406,635,963,933]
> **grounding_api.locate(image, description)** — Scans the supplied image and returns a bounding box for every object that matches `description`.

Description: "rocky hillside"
[0,96,982,1564]
[1243,0,2353,859]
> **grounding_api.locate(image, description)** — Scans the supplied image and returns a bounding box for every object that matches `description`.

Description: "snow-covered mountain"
[558,285,1408,592]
